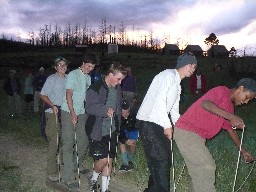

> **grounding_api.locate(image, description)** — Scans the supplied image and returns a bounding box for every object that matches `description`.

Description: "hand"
[126,139,136,146]
[164,128,173,141]
[230,115,245,129]
[71,112,78,125]
[52,105,58,116]
[107,107,115,118]
[242,151,255,164]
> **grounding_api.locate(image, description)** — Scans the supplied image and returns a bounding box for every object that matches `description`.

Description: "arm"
[40,95,58,115]
[227,129,255,163]
[201,100,245,129]
[66,89,77,124]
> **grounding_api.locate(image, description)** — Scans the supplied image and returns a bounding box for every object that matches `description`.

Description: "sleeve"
[40,76,52,96]
[85,88,109,117]
[149,76,174,129]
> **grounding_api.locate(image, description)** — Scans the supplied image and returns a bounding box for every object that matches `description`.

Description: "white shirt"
[136,69,181,129]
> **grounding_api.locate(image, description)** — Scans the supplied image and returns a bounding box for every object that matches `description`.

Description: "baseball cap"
[176,52,197,69]
[237,78,256,93]
[54,56,69,66]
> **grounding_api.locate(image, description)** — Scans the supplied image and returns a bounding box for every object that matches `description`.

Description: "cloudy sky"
[1,0,256,55]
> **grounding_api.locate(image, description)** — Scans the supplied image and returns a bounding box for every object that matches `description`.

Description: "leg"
[61,110,76,183]
[45,112,60,179]
[174,128,216,192]
[75,114,88,168]
[138,121,171,192]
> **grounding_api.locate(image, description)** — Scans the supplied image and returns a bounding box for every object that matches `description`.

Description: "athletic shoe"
[88,178,100,191]
[119,164,132,172]
[47,174,60,182]
[128,161,134,169]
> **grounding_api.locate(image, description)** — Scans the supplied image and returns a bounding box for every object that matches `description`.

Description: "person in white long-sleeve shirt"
[136,52,197,192]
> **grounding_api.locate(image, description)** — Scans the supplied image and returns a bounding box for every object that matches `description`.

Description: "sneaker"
[119,164,132,172]
[128,161,134,169]
[47,174,60,182]
[88,178,100,191]
[64,181,79,189]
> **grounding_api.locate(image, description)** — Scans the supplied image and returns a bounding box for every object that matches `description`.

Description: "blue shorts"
[124,129,139,141]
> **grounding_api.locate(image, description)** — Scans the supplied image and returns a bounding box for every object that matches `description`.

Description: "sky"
[1,0,256,55]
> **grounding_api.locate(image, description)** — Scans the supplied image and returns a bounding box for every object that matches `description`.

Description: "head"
[176,52,197,79]
[196,68,201,76]
[39,67,45,74]
[121,100,130,118]
[105,63,127,87]
[80,52,98,74]
[54,56,68,75]
[232,78,256,106]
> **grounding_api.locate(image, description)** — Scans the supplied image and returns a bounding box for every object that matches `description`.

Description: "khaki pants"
[45,112,60,175]
[61,110,88,182]
[174,128,216,192]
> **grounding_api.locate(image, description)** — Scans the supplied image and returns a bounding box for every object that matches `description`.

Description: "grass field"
[0,50,256,191]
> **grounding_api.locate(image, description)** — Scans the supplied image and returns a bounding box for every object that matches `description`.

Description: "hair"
[107,63,127,76]
[82,52,98,65]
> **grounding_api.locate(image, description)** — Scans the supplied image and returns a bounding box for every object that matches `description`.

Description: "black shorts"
[89,132,118,160]
[24,94,34,103]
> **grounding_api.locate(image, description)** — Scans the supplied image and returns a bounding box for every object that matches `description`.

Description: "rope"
[171,139,176,192]
[106,116,113,191]
[74,124,81,187]
[232,128,245,192]
[234,161,256,192]
[55,115,61,183]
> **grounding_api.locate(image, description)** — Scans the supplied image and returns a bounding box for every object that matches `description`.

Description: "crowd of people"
[2,52,256,192]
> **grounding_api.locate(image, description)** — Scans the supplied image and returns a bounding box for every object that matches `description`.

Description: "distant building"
[108,44,118,53]
[183,45,203,57]
[75,45,88,53]
[162,43,180,55]
[207,45,229,58]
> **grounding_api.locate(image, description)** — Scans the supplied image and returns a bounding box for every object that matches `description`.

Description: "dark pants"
[137,120,172,192]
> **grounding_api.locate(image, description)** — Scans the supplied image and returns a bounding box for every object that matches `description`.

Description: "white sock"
[91,170,100,181]
[101,176,110,192]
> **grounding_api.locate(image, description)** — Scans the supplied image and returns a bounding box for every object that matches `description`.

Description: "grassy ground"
[1,51,256,191]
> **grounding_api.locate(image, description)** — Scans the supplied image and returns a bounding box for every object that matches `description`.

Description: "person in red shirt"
[189,68,207,96]
[174,78,256,192]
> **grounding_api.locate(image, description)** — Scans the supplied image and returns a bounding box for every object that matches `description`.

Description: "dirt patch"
[0,133,142,192]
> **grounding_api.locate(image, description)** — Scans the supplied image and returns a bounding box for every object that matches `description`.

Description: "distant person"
[24,71,34,113]
[136,52,197,192]
[90,65,102,84]
[174,78,256,192]
[211,64,224,88]
[86,63,127,192]
[40,56,68,183]
[33,67,47,112]
[121,67,137,109]
[189,67,207,96]
[3,69,22,117]
[60,52,97,189]
[118,100,138,172]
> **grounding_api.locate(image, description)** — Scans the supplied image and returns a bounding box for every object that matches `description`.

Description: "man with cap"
[136,52,197,192]
[40,56,68,183]
[174,78,256,192]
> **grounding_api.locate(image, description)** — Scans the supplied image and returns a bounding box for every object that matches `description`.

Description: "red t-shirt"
[175,86,234,139]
